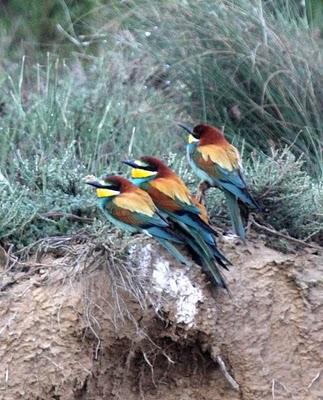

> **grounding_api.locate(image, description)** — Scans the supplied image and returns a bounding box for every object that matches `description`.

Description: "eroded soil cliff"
[0,235,322,400]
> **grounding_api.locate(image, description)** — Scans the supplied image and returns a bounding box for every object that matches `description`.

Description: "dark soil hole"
[131,337,217,395]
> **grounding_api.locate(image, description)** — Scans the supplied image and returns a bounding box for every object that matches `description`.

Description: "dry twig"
[250,216,322,251]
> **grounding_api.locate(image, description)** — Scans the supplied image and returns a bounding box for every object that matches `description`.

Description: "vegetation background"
[0,0,322,250]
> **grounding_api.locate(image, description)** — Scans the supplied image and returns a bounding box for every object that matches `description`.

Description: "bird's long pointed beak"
[177,123,194,134]
[83,175,106,188]
[83,175,120,197]
[85,180,105,188]
[122,159,140,168]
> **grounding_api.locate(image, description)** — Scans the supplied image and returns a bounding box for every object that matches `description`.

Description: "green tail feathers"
[156,235,227,288]
[191,230,228,289]
[155,237,193,267]
[224,190,245,239]
[175,220,228,289]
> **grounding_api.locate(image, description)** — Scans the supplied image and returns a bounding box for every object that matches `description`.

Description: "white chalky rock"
[152,259,203,327]
[129,242,203,327]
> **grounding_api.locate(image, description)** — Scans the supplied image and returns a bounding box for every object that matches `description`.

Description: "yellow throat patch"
[188,134,199,144]
[131,168,157,179]
[96,188,120,198]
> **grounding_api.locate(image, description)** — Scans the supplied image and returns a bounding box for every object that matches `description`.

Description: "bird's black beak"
[122,159,140,168]
[177,123,194,134]
[85,180,107,189]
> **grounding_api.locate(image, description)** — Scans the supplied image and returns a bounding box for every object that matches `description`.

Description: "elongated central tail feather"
[191,231,228,289]
[224,190,245,239]
[175,221,228,289]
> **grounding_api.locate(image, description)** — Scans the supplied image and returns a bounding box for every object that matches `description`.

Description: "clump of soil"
[0,234,322,400]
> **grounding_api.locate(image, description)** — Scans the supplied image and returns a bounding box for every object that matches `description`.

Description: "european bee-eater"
[85,175,191,266]
[178,123,260,239]
[122,156,230,288]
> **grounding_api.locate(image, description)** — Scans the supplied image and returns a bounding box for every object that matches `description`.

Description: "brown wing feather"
[149,176,210,224]
[147,185,182,212]
[191,196,209,224]
[150,176,192,205]
[111,205,144,225]
[114,189,156,217]
[196,143,241,174]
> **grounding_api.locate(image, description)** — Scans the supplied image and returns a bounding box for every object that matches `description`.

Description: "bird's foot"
[222,230,246,245]
[196,181,211,205]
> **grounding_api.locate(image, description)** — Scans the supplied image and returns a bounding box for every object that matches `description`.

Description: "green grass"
[1,1,322,177]
[0,0,103,57]
[0,0,322,248]
[102,0,323,178]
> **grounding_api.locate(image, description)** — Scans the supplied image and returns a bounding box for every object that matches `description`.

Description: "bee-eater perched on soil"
[85,175,194,266]
[178,123,260,239]
[123,156,230,288]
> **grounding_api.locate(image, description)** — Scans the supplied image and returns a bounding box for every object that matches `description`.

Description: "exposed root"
[307,370,322,390]
[216,355,240,392]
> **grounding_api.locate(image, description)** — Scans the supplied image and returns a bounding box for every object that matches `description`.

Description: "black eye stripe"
[103,183,120,191]
[140,165,157,172]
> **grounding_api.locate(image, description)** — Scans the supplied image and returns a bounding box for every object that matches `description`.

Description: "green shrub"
[0,52,182,246]
[246,149,322,241]
[168,147,323,243]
